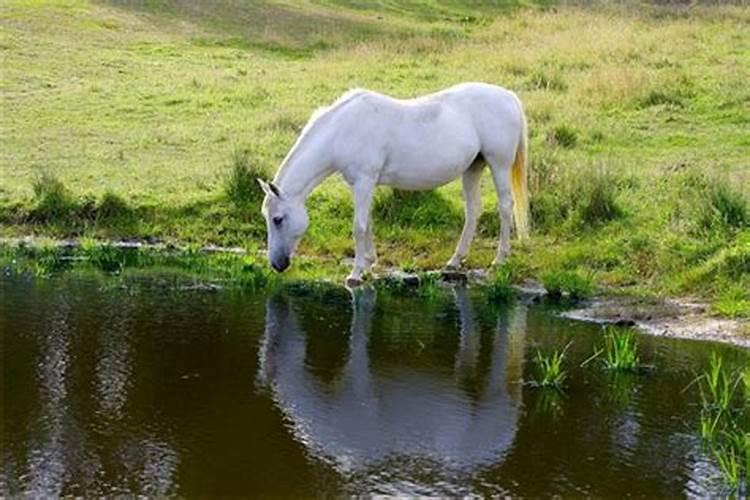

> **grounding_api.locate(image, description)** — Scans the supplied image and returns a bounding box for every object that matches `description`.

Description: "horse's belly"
[379,160,470,190]
[379,123,479,189]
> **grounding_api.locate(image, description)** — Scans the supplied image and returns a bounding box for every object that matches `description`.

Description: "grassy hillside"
[1,1,748,313]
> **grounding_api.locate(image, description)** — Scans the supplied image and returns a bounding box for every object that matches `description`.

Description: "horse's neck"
[274,124,334,201]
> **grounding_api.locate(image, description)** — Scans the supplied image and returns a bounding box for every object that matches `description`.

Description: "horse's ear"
[268,181,282,198]
[257,178,281,198]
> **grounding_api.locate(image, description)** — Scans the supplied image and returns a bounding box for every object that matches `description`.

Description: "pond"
[1,273,748,496]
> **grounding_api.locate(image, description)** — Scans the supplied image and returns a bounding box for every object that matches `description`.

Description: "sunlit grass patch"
[712,286,750,319]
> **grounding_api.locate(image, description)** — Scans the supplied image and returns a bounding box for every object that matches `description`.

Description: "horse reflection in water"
[258,286,527,493]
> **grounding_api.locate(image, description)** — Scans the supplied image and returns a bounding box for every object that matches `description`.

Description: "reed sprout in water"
[532,342,572,390]
[699,353,739,414]
[690,353,749,494]
[602,329,640,371]
[582,327,641,372]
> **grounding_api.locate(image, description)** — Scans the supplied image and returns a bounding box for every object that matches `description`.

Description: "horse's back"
[330,83,523,189]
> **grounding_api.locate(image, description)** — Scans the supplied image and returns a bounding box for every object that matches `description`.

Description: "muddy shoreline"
[560,296,750,349]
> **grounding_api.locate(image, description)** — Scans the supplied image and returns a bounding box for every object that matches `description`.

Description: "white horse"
[258,82,529,286]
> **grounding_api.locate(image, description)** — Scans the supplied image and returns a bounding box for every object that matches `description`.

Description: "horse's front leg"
[346,180,376,287]
[364,222,377,269]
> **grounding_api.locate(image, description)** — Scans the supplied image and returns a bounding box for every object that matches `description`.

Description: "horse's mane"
[274,88,368,184]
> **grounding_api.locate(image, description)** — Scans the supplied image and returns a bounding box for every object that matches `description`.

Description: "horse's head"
[258,179,309,272]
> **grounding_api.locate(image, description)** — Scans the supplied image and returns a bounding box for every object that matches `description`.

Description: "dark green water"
[1,274,747,497]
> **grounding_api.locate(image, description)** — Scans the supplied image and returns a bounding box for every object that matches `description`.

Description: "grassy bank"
[1,1,748,315]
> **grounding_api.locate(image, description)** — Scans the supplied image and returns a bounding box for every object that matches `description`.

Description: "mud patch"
[563,297,750,349]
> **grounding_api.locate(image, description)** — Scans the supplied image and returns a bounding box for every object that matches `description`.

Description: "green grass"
[486,263,518,304]
[712,286,750,319]
[225,146,268,207]
[2,241,275,290]
[1,0,749,309]
[532,343,571,389]
[602,328,640,372]
[699,353,741,414]
[541,268,594,301]
[691,352,749,493]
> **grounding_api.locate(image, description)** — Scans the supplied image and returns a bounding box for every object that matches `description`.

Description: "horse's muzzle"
[271,256,290,273]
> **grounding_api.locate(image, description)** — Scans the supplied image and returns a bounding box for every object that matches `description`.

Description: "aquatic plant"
[714,445,741,492]
[689,353,749,493]
[602,328,640,372]
[710,429,749,495]
[532,343,571,390]
[699,410,724,442]
[699,353,738,414]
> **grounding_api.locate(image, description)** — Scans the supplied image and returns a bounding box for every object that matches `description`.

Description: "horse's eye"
[272,216,284,227]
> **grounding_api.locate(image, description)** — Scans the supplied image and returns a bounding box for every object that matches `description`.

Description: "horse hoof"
[345,276,364,288]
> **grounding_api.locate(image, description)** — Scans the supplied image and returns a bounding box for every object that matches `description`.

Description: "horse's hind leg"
[446,162,483,270]
[486,152,514,266]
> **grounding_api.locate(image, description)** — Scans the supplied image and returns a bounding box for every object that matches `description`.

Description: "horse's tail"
[510,94,530,240]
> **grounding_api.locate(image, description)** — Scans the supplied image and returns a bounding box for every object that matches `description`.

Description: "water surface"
[1,274,747,496]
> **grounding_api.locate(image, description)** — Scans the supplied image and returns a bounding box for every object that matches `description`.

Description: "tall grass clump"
[30,172,77,221]
[541,268,594,301]
[225,147,267,206]
[548,124,578,149]
[531,163,623,232]
[674,171,749,236]
[698,182,748,234]
[532,343,571,390]
[95,191,132,220]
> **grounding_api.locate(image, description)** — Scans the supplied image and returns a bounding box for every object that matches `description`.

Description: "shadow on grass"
[373,188,461,229]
